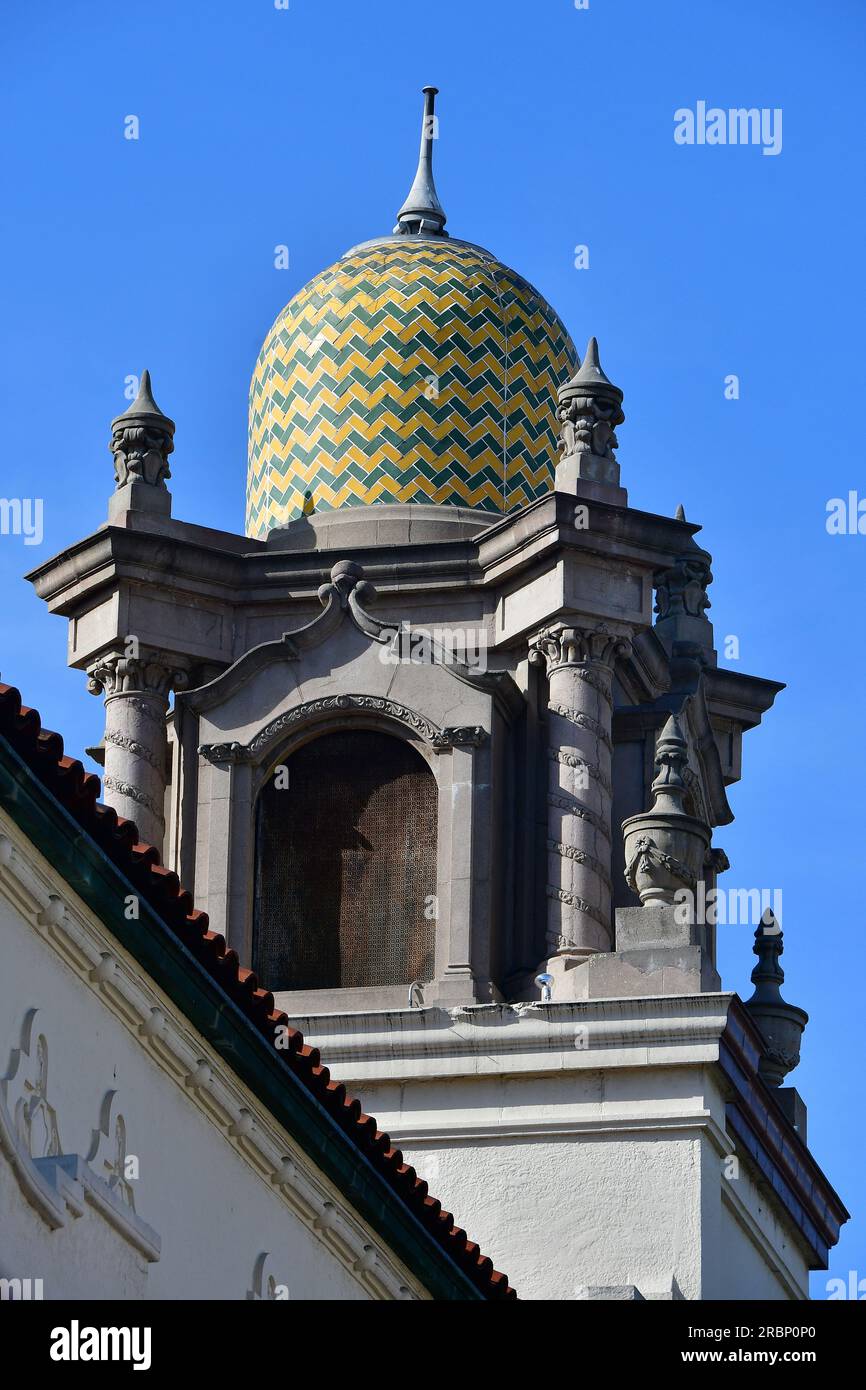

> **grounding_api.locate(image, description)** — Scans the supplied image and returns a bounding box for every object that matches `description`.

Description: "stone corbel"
[197,741,254,766]
[431,726,487,750]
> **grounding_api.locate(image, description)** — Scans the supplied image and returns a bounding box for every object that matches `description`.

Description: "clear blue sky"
[1,0,863,1298]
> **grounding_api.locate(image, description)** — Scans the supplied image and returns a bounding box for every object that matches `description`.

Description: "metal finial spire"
[394,86,448,237]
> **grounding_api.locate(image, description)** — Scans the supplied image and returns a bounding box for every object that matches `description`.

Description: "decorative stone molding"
[4,1009,62,1162]
[683,765,710,825]
[624,835,696,897]
[548,701,613,753]
[529,622,632,679]
[546,794,611,840]
[184,558,510,725]
[653,549,715,658]
[622,712,711,906]
[109,370,175,490]
[86,1090,136,1210]
[103,728,165,774]
[247,1251,289,1301]
[102,776,165,826]
[530,621,632,962]
[548,747,612,797]
[199,697,488,766]
[431,725,487,749]
[654,554,713,622]
[546,886,608,934]
[197,741,252,766]
[87,649,187,850]
[87,654,188,700]
[547,838,612,891]
[0,1006,158,1261]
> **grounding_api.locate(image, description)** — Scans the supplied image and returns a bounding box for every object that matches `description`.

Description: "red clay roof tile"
[0,681,515,1299]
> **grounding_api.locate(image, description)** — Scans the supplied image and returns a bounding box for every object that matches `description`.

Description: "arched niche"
[252,728,437,992]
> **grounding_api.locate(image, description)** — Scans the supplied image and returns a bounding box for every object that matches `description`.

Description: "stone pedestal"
[530,623,631,965]
[87,653,186,851]
[555,452,628,507]
[108,479,172,524]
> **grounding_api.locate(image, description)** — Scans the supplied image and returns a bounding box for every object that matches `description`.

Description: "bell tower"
[26,88,847,1300]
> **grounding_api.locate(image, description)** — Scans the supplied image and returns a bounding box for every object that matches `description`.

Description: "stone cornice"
[703,666,787,730]
[285,996,736,1076]
[27,495,708,626]
[289,995,848,1271]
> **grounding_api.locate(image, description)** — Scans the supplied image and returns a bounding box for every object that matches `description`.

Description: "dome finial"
[394,86,448,237]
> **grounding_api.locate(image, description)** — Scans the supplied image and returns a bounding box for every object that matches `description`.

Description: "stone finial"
[744,911,808,1088]
[394,87,448,237]
[555,338,626,501]
[675,503,686,521]
[558,338,624,462]
[649,713,690,812]
[622,711,710,905]
[109,370,175,490]
[653,548,715,661]
[654,554,712,622]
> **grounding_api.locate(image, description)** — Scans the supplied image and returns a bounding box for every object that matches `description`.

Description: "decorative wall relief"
[86,1090,137,1210]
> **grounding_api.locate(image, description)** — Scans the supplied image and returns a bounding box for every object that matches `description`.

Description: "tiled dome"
[246,88,577,538]
[246,237,576,536]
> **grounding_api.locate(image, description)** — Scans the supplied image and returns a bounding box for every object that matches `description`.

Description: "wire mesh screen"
[253,730,438,991]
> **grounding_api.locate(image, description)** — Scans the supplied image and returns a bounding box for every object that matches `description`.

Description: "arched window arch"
[252,728,437,992]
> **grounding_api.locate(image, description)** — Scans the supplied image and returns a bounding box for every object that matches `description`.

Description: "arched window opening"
[253,729,437,991]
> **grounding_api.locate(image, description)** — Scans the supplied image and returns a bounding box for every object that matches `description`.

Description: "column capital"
[87,650,189,700]
[85,647,182,850]
[528,622,632,680]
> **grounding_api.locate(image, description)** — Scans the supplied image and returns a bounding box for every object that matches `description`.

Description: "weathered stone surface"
[744,914,808,1087]
[109,371,174,491]
[87,650,188,852]
[530,623,632,961]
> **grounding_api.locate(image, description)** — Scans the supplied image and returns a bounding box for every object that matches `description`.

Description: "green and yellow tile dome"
[246,90,577,538]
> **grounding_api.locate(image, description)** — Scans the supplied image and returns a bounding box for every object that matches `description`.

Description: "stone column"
[87,651,187,851]
[529,623,631,962]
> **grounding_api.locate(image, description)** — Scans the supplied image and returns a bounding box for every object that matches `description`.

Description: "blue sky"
[1,0,864,1297]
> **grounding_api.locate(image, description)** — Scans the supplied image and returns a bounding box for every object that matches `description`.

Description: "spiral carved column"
[87,652,187,851]
[529,623,631,962]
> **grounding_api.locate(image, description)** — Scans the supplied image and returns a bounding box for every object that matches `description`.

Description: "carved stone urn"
[744,912,808,1087]
[622,712,710,906]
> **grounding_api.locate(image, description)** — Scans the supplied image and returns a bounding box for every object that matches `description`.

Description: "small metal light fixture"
[535,972,554,1003]
[408,979,425,1009]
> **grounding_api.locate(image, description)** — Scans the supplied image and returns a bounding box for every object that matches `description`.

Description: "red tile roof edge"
[0,681,515,1301]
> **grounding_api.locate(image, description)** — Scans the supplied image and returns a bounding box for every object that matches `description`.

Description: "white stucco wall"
[294,1006,814,1302]
[0,813,428,1301]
